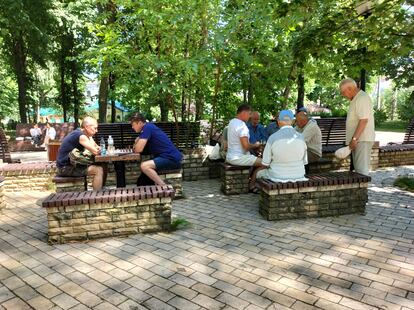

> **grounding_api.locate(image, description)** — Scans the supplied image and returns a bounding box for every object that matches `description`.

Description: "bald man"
[56,117,106,190]
[339,78,375,175]
[295,110,322,168]
[247,111,267,144]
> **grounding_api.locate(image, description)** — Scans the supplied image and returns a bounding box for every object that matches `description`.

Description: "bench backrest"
[94,122,200,150]
[403,117,414,144]
[0,128,12,163]
[315,118,346,146]
[16,123,75,141]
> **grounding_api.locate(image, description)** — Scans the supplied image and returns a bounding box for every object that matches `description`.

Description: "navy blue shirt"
[139,123,183,162]
[56,129,84,168]
[247,123,267,144]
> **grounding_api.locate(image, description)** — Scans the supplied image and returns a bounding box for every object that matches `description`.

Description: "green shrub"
[374,109,388,126]
[393,177,414,192]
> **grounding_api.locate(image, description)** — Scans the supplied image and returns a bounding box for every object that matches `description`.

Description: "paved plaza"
[1,166,414,310]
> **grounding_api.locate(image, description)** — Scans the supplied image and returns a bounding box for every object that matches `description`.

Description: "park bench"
[257,171,370,221]
[0,176,5,212]
[42,185,175,244]
[10,122,76,152]
[52,176,87,192]
[0,162,56,192]
[315,117,346,153]
[0,128,20,164]
[220,162,251,195]
[94,121,200,150]
[378,117,414,167]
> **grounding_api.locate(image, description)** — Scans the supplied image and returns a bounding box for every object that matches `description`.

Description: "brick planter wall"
[258,172,370,221]
[220,163,250,195]
[0,162,56,192]
[0,176,5,212]
[42,185,175,244]
[182,149,210,181]
[379,145,414,167]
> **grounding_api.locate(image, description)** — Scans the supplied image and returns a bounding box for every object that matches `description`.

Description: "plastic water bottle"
[100,137,106,155]
[107,135,114,155]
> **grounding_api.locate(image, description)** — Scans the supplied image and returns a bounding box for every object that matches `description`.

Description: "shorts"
[226,154,257,166]
[57,165,87,177]
[153,157,182,171]
[256,168,270,180]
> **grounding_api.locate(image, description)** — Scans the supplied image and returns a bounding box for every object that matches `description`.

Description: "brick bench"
[307,157,332,173]
[42,185,175,244]
[379,144,414,167]
[158,169,183,198]
[0,176,5,212]
[0,162,56,192]
[220,163,250,195]
[52,176,87,192]
[258,172,370,221]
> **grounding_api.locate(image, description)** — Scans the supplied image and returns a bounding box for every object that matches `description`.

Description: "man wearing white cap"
[257,110,308,182]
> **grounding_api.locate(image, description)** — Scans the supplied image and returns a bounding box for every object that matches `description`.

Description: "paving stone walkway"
[0,166,414,310]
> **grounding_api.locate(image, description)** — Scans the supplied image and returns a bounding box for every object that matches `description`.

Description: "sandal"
[249,187,260,194]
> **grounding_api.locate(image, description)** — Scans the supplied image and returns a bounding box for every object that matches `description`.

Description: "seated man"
[30,123,42,146]
[266,113,280,138]
[257,110,308,182]
[42,122,57,147]
[295,108,322,173]
[247,111,267,144]
[130,113,183,186]
[226,104,262,191]
[56,117,106,191]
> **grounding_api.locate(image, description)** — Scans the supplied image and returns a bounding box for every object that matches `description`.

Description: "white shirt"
[30,127,41,137]
[262,126,308,182]
[346,90,375,143]
[296,118,322,158]
[226,118,250,161]
[46,127,56,140]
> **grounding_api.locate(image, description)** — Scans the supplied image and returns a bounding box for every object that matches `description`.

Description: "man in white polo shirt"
[226,104,262,191]
[339,78,375,175]
[257,110,308,182]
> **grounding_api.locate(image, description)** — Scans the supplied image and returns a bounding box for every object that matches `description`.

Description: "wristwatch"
[352,137,358,141]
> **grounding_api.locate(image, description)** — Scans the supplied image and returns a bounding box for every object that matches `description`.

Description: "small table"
[95,150,141,187]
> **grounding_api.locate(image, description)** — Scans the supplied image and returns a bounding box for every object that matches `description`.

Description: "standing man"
[226,104,262,192]
[295,108,322,173]
[339,78,375,175]
[130,113,183,186]
[56,117,106,191]
[257,110,308,182]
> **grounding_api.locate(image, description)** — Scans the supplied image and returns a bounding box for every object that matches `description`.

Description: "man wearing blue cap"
[256,110,308,182]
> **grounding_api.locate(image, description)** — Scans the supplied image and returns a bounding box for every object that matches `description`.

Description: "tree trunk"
[109,73,116,123]
[391,87,397,121]
[71,59,80,128]
[12,35,28,123]
[296,67,305,110]
[59,36,69,122]
[209,58,222,141]
[248,73,253,105]
[98,73,109,123]
[282,62,297,109]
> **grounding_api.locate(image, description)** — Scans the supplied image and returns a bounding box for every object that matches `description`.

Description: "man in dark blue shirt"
[56,117,106,191]
[130,113,183,186]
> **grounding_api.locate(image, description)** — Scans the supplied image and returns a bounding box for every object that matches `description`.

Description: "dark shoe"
[249,187,260,194]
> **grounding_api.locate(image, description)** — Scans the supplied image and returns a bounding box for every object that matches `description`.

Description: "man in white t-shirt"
[226,104,262,191]
[257,110,308,182]
[30,123,42,147]
[339,78,375,175]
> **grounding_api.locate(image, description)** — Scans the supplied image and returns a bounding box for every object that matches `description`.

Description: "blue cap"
[278,110,295,121]
[297,107,307,113]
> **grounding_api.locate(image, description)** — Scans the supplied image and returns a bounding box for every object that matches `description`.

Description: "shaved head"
[81,116,97,128]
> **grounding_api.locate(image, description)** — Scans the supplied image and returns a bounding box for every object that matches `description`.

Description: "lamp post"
[356,1,373,91]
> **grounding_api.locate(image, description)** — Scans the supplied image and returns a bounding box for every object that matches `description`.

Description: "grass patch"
[393,177,414,192]
[170,217,191,231]
[376,120,408,133]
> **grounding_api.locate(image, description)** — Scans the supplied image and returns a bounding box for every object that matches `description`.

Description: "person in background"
[226,104,262,192]
[257,110,308,182]
[30,123,42,147]
[266,113,280,138]
[56,117,106,191]
[219,126,229,160]
[130,113,183,186]
[295,108,322,173]
[247,111,267,144]
[42,122,57,147]
[339,78,375,175]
